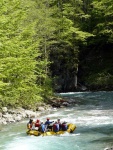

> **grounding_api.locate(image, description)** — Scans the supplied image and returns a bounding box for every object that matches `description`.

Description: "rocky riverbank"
[0,97,77,125]
[0,106,49,125]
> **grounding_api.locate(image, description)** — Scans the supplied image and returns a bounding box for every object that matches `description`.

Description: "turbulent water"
[0,91,113,150]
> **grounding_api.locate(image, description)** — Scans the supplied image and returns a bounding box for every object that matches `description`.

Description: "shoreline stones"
[0,106,51,125]
[0,97,77,125]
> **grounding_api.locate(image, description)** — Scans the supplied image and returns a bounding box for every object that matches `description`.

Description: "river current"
[0,91,113,150]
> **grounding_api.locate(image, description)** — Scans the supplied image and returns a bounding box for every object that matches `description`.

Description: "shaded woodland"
[0,0,113,109]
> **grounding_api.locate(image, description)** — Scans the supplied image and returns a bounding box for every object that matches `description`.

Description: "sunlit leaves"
[0,0,44,107]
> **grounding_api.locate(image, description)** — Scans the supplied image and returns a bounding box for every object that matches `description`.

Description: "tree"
[78,0,113,89]
[0,0,46,108]
[49,0,93,91]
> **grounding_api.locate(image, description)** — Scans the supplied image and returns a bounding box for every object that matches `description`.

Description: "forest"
[0,0,113,109]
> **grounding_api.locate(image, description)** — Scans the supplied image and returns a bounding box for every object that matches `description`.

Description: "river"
[0,91,113,150]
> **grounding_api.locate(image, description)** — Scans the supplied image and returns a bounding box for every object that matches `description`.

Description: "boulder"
[14,115,22,122]
[0,112,2,119]
[2,107,8,113]
[24,110,37,118]
[36,107,45,111]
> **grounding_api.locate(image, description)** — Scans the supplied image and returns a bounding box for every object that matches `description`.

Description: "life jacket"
[53,123,59,132]
[27,123,32,129]
[27,119,33,129]
[35,123,40,127]
[35,120,40,127]
[62,123,67,131]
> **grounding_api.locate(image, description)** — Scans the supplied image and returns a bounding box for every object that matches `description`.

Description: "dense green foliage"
[0,0,113,109]
[49,0,93,91]
[0,0,53,109]
[79,0,113,90]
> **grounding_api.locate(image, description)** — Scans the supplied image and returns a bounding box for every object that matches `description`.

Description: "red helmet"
[47,118,50,120]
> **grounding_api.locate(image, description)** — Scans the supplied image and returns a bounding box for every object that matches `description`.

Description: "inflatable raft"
[26,123,76,136]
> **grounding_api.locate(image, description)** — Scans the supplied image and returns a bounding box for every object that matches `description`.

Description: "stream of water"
[0,91,113,150]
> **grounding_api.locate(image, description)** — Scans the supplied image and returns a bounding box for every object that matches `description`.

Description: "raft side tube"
[26,123,76,136]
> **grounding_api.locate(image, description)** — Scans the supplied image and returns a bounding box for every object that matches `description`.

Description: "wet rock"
[104,147,113,150]
[2,107,8,113]
[14,115,22,122]
[52,103,60,108]
[36,107,45,111]
[2,113,12,118]
[0,112,2,118]
[62,102,70,106]
[20,112,27,118]
[0,118,7,125]
[6,117,15,123]
[24,110,37,118]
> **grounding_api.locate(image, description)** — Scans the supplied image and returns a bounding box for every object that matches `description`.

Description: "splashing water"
[1,91,113,150]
